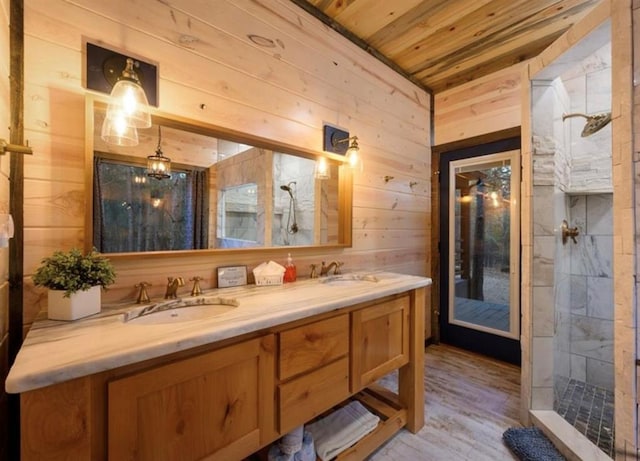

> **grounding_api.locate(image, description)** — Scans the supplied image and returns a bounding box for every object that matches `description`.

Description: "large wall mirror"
[87,98,352,255]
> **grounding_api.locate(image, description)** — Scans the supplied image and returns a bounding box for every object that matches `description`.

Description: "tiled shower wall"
[566,194,614,391]
[562,42,614,392]
[531,40,613,408]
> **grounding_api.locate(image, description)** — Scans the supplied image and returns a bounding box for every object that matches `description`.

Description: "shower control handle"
[561,220,579,245]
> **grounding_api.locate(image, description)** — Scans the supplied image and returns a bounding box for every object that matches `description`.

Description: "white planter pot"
[47,285,102,321]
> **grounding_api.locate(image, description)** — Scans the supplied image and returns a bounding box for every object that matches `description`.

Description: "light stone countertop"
[6,272,431,394]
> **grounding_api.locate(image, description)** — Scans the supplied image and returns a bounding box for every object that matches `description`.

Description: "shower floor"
[556,377,614,458]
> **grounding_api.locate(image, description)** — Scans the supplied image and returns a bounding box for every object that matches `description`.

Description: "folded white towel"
[306,401,380,460]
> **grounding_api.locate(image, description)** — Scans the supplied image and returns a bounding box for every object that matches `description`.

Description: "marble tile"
[533,286,554,336]
[555,228,571,276]
[533,236,555,286]
[555,310,571,353]
[570,354,587,382]
[570,316,613,362]
[532,82,557,136]
[553,349,571,385]
[586,357,614,391]
[586,67,612,114]
[569,275,587,316]
[532,186,555,235]
[531,386,554,410]
[570,235,613,277]
[568,195,587,230]
[554,188,569,234]
[586,276,613,320]
[562,75,587,113]
[586,194,613,235]
[533,337,554,387]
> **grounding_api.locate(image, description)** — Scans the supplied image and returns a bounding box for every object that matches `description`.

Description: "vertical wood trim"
[398,286,425,432]
[611,0,637,454]
[84,96,95,253]
[8,0,24,459]
[430,150,440,343]
[258,334,276,444]
[338,165,353,247]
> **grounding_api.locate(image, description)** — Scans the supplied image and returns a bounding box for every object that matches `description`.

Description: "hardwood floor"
[371,343,521,460]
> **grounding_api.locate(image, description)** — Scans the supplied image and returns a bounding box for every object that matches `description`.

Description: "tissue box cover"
[253,261,285,286]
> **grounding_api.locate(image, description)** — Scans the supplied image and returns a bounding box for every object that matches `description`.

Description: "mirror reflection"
[91,103,345,253]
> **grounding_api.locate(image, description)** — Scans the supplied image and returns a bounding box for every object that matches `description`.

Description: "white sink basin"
[123,296,239,325]
[319,274,379,286]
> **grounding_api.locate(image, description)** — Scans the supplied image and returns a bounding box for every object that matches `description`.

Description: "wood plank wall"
[433,62,527,145]
[21,1,431,331]
[0,0,11,458]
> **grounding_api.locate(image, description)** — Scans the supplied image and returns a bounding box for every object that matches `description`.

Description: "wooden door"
[108,335,275,461]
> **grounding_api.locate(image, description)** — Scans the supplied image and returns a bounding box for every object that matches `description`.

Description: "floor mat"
[503,427,566,461]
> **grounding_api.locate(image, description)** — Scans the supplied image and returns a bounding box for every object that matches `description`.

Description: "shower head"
[280,181,296,198]
[562,112,611,137]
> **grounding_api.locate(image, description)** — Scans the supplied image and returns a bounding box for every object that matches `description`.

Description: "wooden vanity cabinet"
[107,335,275,461]
[19,287,425,461]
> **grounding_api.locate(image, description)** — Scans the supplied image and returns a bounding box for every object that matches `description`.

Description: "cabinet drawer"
[278,356,350,433]
[351,295,410,391]
[279,314,349,380]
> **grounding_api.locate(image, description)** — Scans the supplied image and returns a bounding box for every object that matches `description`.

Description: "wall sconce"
[86,43,157,146]
[104,57,152,131]
[322,125,362,170]
[147,126,171,179]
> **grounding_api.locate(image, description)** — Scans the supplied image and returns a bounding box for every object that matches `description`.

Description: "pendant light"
[147,126,171,179]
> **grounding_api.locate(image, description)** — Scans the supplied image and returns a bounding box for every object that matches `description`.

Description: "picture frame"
[217,265,248,288]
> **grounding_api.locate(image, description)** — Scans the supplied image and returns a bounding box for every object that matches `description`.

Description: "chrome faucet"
[320,261,344,276]
[164,276,185,299]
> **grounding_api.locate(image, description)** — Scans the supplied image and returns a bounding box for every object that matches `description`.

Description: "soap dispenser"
[283,253,297,283]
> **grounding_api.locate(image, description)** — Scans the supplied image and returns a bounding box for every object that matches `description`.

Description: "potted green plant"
[32,248,116,320]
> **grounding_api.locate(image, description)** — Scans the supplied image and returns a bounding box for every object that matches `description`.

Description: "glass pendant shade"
[314,157,331,179]
[105,58,152,129]
[100,112,138,146]
[345,137,361,170]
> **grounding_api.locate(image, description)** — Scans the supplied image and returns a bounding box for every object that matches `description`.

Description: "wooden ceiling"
[293,0,601,93]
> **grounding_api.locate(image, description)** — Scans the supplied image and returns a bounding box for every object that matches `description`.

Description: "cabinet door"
[108,335,274,461]
[351,295,409,391]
